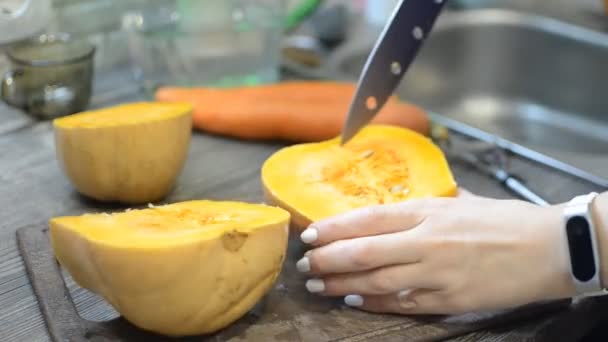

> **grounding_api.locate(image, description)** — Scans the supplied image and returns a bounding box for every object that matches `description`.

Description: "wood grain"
[22,222,600,342]
[0,102,35,136]
[0,82,606,341]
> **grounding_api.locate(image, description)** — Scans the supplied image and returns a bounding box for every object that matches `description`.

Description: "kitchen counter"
[1,1,608,340]
[1,67,608,341]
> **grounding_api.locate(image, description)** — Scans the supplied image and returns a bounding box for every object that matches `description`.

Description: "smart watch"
[563,192,608,297]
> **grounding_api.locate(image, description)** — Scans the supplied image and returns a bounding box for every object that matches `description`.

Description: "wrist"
[518,193,608,302]
[557,191,608,297]
[592,192,608,288]
[543,203,577,299]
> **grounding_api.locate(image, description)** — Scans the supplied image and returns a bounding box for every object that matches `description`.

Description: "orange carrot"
[154,81,430,142]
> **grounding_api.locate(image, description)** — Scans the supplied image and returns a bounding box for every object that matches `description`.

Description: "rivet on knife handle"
[341,0,447,144]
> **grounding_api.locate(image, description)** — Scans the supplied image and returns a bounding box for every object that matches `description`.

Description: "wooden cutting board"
[16,219,608,342]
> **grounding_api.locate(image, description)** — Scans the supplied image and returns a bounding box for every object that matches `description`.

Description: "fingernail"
[296,257,311,273]
[305,279,325,293]
[300,227,318,244]
[304,250,312,257]
[344,294,364,307]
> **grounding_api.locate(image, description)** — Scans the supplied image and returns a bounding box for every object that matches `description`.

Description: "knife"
[340,0,447,145]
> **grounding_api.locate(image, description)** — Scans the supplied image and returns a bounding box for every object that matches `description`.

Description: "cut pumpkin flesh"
[49,200,290,337]
[53,101,193,128]
[261,125,458,229]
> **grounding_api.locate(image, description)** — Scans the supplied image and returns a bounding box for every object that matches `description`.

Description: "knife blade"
[340,0,447,144]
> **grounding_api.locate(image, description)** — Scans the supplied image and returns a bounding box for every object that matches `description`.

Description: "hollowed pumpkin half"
[49,200,290,337]
[261,125,457,229]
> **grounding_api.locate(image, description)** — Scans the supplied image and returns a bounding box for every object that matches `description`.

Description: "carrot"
[154,81,430,142]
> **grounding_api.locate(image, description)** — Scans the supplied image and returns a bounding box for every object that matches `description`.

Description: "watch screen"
[566,216,596,282]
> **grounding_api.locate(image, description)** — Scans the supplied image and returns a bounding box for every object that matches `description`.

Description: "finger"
[343,288,447,315]
[300,200,431,246]
[298,231,422,275]
[305,263,440,297]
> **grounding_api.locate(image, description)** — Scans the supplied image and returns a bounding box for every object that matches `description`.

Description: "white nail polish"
[300,227,318,243]
[305,279,325,293]
[296,257,310,273]
[344,295,364,307]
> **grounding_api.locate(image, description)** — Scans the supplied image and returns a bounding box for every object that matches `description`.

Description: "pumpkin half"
[49,200,290,337]
[261,125,458,229]
[53,102,193,204]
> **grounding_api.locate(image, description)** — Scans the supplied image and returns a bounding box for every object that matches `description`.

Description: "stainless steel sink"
[305,9,608,186]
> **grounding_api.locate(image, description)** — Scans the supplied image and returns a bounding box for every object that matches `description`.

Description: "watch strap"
[564,192,608,297]
[568,192,599,206]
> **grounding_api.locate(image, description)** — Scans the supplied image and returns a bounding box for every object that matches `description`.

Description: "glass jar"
[123,0,314,94]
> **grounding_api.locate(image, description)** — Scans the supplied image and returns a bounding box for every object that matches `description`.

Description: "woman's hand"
[296,191,576,315]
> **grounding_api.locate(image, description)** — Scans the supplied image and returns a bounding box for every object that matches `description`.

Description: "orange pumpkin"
[261,125,458,230]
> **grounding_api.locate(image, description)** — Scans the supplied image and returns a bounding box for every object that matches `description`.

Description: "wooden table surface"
[1,68,608,342]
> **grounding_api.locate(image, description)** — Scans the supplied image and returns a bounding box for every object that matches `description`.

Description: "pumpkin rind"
[53,102,193,204]
[49,200,290,337]
[261,125,458,230]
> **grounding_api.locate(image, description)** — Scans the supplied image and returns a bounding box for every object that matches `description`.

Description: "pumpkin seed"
[390,185,404,194]
[361,150,374,158]
[390,185,410,195]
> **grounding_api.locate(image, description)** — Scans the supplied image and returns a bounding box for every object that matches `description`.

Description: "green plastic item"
[175,0,322,32]
[284,0,323,31]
